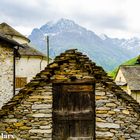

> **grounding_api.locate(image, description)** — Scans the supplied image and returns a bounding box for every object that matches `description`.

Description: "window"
[15,77,27,88]
[119,77,121,82]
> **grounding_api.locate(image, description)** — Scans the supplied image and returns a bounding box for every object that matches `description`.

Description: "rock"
[3,119,17,123]
[96,131,114,137]
[96,110,108,114]
[96,118,106,122]
[29,129,52,134]
[122,110,129,115]
[32,113,52,118]
[19,126,31,130]
[108,111,116,115]
[96,91,106,96]
[6,127,14,132]
[106,103,117,107]
[96,96,107,100]
[97,122,120,129]
[14,122,24,127]
[32,104,52,110]
[40,125,51,129]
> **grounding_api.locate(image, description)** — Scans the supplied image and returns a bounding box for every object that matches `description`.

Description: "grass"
[108,55,140,79]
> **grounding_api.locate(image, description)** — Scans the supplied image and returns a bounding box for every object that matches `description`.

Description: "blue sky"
[0,0,140,38]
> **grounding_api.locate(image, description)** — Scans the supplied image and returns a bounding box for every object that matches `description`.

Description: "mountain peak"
[56,18,75,25]
[44,18,75,27]
[40,18,81,34]
[29,18,140,71]
[52,18,77,29]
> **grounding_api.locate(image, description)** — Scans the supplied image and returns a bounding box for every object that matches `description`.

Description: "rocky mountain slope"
[29,18,140,71]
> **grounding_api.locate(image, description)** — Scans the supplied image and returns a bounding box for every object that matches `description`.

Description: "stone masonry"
[0,49,140,140]
[0,42,14,109]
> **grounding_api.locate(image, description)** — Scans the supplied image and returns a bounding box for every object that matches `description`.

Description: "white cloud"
[123,0,140,32]
[0,0,140,38]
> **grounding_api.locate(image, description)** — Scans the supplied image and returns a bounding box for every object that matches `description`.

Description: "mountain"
[29,18,140,71]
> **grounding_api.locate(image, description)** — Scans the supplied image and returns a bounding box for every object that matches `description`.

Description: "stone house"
[0,33,23,109]
[15,44,48,91]
[0,49,140,140]
[0,22,30,44]
[115,61,140,103]
[0,22,48,90]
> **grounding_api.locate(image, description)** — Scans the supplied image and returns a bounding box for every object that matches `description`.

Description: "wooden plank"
[53,120,94,139]
[53,111,94,120]
[63,85,93,92]
[52,81,95,139]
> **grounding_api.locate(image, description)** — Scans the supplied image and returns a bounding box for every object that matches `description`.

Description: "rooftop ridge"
[19,44,48,58]
[0,22,30,42]
[0,49,140,117]
[0,32,24,47]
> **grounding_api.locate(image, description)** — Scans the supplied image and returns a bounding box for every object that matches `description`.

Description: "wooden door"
[52,80,95,140]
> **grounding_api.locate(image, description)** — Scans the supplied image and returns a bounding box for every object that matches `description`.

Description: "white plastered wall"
[115,69,127,83]
[16,56,47,83]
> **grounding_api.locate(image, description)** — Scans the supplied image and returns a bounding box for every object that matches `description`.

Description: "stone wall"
[0,49,140,139]
[0,84,53,140]
[0,43,13,109]
[96,83,140,140]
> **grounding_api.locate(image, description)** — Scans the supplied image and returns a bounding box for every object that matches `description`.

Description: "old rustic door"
[52,80,95,140]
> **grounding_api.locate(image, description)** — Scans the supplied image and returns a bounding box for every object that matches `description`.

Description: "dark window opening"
[15,77,27,88]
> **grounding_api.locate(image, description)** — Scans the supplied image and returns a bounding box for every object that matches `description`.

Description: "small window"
[15,77,27,88]
[119,77,121,82]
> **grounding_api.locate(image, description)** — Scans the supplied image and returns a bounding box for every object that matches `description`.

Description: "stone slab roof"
[0,49,140,117]
[0,33,23,48]
[0,22,30,42]
[19,44,47,58]
[120,65,140,91]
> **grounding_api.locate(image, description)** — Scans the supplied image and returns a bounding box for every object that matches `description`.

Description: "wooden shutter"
[15,77,27,88]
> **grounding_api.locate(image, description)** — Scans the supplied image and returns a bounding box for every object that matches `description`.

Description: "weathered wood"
[53,120,94,140]
[15,77,27,88]
[53,111,94,120]
[63,85,93,92]
[52,80,95,139]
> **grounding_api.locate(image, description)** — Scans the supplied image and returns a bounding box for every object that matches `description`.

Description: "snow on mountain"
[99,34,108,40]
[29,18,140,71]
[120,37,140,51]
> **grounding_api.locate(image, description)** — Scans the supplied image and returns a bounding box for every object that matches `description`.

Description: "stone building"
[0,22,30,44]
[0,22,48,91]
[0,33,23,109]
[15,44,48,91]
[0,49,140,140]
[115,57,140,103]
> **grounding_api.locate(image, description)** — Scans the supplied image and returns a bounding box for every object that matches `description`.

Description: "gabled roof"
[119,65,140,90]
[0,49,140,117]
[0,23,46,57]
[0,32,24,47]
[110,55,140,79]
[0,22,30,42]
[19,44,47,58]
